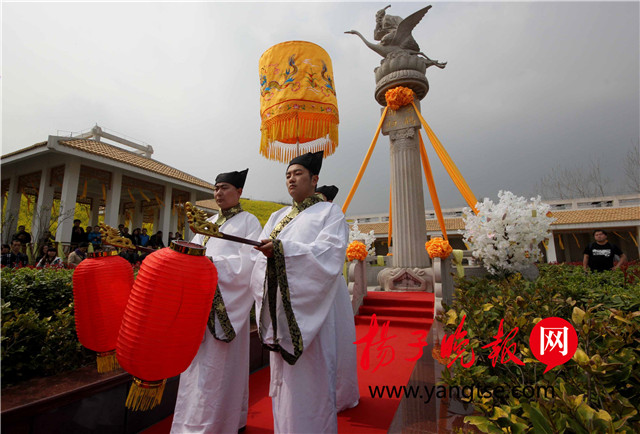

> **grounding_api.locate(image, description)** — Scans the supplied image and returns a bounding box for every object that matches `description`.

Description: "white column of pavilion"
[158,186,173,245]
[31,166,55,242]
[3,173,22,240]
[546,232,558,263]
[55,159,81,244]
[104,170,123,227]
[132,202,144,230]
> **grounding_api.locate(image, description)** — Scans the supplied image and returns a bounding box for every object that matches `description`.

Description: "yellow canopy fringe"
[260,112,339,162]
[125,378,166,411]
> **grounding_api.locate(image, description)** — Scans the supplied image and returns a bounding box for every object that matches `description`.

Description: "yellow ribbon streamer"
[572,233,581,248]
[128,188,136,204]
[452,249,464,277]
[80,180,88,199]
[411,102,479,214]
[57,242,66,261]
[613,231,624,239]
[558,234,565,250]
[342,106,389,214]
[542,240,548,250]
[154,193,164,207]
[418,133,448,240]
[629,231,638,247]
[139,189,150,202]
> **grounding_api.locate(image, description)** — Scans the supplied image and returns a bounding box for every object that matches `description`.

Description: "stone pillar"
[348,260,368,315]
[158,186,173,245]
[104,170,122,227]
[383,101,429,268]
[132,202,144,230]
[546,232,557,263]
[31,168,55,241]
[376,99,433,291]
[56,159,81,244]
[3,173,22,243]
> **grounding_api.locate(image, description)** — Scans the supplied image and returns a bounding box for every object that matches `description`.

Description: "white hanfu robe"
[251,200,357,433]
[171,210,262,434]
[335,263,360,412]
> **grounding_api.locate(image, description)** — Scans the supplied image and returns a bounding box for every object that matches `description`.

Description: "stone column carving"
[377,99,433,291]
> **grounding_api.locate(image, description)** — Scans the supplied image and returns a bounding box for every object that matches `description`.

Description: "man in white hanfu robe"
[317,185,360,412]
[252,152,358,433]
[172,169,262,434]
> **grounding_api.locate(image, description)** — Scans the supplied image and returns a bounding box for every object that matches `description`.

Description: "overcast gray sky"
[2,1,639,216]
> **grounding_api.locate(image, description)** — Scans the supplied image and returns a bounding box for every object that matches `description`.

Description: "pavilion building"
[1,126,217,249]
[349,193,640,263]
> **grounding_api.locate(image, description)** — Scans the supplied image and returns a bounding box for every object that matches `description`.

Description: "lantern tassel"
[96,350,120,373]
[125,378,166,411]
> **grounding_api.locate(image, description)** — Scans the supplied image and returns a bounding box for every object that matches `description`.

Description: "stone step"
[358,304,434,319]
[355,314,434,330]
[360,291,435,308]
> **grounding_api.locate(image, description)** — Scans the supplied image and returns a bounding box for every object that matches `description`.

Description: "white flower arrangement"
[349,222,377,257]
[462,191,554,276]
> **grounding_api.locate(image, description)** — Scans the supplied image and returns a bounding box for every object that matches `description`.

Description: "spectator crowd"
[2,222,182,269]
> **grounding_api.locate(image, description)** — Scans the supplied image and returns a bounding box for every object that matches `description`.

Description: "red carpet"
[144,292,434,433]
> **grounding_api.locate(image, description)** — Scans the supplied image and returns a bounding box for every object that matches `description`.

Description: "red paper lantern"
[116,241,217,411]
[73,251,134,373]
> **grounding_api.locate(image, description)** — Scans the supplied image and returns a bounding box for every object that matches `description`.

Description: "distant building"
[1,126,214,247]
[348,194,640,262]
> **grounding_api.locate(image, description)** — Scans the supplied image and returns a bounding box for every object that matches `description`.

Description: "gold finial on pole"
[185,202,222,239]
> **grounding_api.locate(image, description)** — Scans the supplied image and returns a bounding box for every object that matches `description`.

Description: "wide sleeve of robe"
[202,211,262,338]
[251,202,348,360]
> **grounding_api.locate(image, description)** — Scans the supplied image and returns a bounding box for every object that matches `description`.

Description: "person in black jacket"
[1,240,28,268]
[583,229,627,272]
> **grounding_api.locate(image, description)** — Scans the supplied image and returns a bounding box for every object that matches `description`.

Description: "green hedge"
[438,263,640,433]
[1,268,94,387]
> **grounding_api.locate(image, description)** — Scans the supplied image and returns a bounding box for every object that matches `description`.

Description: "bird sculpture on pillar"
[345,5,447,69]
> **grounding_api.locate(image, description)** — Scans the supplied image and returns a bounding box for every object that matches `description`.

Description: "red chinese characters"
[353,314,397,372]
[481,318,525,367]
[440,315,476,368]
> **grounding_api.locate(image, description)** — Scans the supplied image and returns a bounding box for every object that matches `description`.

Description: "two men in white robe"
[172,169,262,434]
[252,151,359,433]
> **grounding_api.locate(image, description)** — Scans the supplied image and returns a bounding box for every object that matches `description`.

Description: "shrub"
[1,267,74,317]
[438,263,640,433]
[1,267,94,387]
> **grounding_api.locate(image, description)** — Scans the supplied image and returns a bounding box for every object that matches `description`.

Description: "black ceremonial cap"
[287,151,324,175]
[215,169,248,189]
[316,185,339,201]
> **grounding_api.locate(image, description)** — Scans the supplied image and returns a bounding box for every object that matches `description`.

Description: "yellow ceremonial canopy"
[259,41,339,162]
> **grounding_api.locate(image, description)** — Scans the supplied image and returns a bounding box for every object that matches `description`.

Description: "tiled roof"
[56,139,214,190]
[1,142,48,159]
[550,207,640,225]
[352,207,640,235]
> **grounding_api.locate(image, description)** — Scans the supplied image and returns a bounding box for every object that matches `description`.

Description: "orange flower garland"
[384,86,414,110]
[346,241,368,262]
[425,237,453,259]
